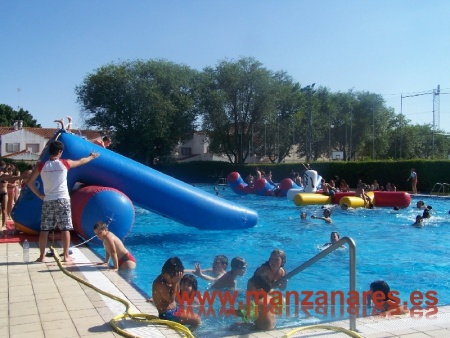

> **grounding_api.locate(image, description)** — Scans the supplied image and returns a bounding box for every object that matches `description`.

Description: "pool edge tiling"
[2,240,450,338]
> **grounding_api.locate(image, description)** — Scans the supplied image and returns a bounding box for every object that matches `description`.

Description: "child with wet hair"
[188,254,228,282]
[366,280,408,316]
[152,257,201,327]
[179,274,199,306]
[210,257,247,290]
[412,215,424,227]
[228,273,276,330]
[422,206,432,219]
[323,231,340,247]
[311,208,332,224]
[253,249,287,290]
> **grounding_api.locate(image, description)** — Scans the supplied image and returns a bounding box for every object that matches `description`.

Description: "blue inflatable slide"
[12,130,258,236]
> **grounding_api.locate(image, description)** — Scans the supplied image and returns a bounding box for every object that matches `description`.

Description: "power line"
[382,87,450,98]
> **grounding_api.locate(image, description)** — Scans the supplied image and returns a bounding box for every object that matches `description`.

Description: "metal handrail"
[276,236,357,331]
[430,182,450,196]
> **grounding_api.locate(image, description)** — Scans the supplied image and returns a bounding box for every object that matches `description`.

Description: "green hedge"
[155,160,450,193]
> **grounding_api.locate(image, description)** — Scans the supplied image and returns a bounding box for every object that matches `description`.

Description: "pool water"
[89,185,450,335]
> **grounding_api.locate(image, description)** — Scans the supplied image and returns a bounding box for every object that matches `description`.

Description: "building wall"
[1,129,48,157]
[175,133,234,163]
[174,133,307,163]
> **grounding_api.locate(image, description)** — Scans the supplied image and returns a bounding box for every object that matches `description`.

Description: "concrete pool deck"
[2,240,450,338]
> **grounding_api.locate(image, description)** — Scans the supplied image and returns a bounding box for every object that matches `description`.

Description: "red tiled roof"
[0,127,102,140]
[0,127,18,136]
[2,149,30,158]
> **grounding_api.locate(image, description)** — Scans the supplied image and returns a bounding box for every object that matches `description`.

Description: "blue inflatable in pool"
[12,130,258,232]
[71,185,135,242]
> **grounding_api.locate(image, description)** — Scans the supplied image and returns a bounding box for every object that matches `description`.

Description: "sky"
[1,1,450,131]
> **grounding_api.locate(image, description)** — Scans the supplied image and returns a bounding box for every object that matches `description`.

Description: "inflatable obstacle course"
[293,190,411,208]
[228,170,324,199]
[12,130,258,237]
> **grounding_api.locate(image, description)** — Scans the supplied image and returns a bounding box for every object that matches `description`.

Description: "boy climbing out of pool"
[94,221,136,271]
[152,257,201,327]
[186,254,228,282]
[210,257,247,290]
[311,208,333,224]
[366,280,409,316]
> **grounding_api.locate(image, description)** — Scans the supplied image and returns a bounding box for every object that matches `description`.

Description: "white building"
[174,132,230,162]
[0,122,102,162]
[174,132,305,163]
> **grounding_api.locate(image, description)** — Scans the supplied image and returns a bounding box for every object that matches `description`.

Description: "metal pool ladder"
[276,237,357,331]
[430,182,450,196]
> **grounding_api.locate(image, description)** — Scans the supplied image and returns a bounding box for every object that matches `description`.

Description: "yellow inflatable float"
[293,193,332,206]
[339,191,374,208]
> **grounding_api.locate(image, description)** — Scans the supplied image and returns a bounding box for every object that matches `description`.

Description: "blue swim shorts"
[159,306,182,323]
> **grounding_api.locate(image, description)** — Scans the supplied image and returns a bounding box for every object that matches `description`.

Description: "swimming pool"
[89,185,450,335]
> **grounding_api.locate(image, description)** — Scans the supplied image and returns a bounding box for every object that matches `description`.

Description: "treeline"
[2,57,449,166]
[76,57,449,165]
[155,160,450,194]
[0,104,41,128]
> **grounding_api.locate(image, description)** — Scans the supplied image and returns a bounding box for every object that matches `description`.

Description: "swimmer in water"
[416,200,426,209]
[311,208,332,224]
[422,206,432,219]
[412,215,423,227]
[323,231,340,247]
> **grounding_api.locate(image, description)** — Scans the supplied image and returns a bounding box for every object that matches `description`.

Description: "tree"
[265,71,303,163]
[199,57,303,164]
[0,104,41,127]
[76,60,199,165]
[199,58,273,163]
[347,91,396,160]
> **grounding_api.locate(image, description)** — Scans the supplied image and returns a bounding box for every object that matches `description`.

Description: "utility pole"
[401,86,441,158]
[432,85,440,157]
[372,106,375,160]
[349,108,353,161]
[17,87,21,109]
[301,83,315,162]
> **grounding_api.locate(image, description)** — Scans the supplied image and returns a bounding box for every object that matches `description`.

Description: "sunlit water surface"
[88,185,450,336]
